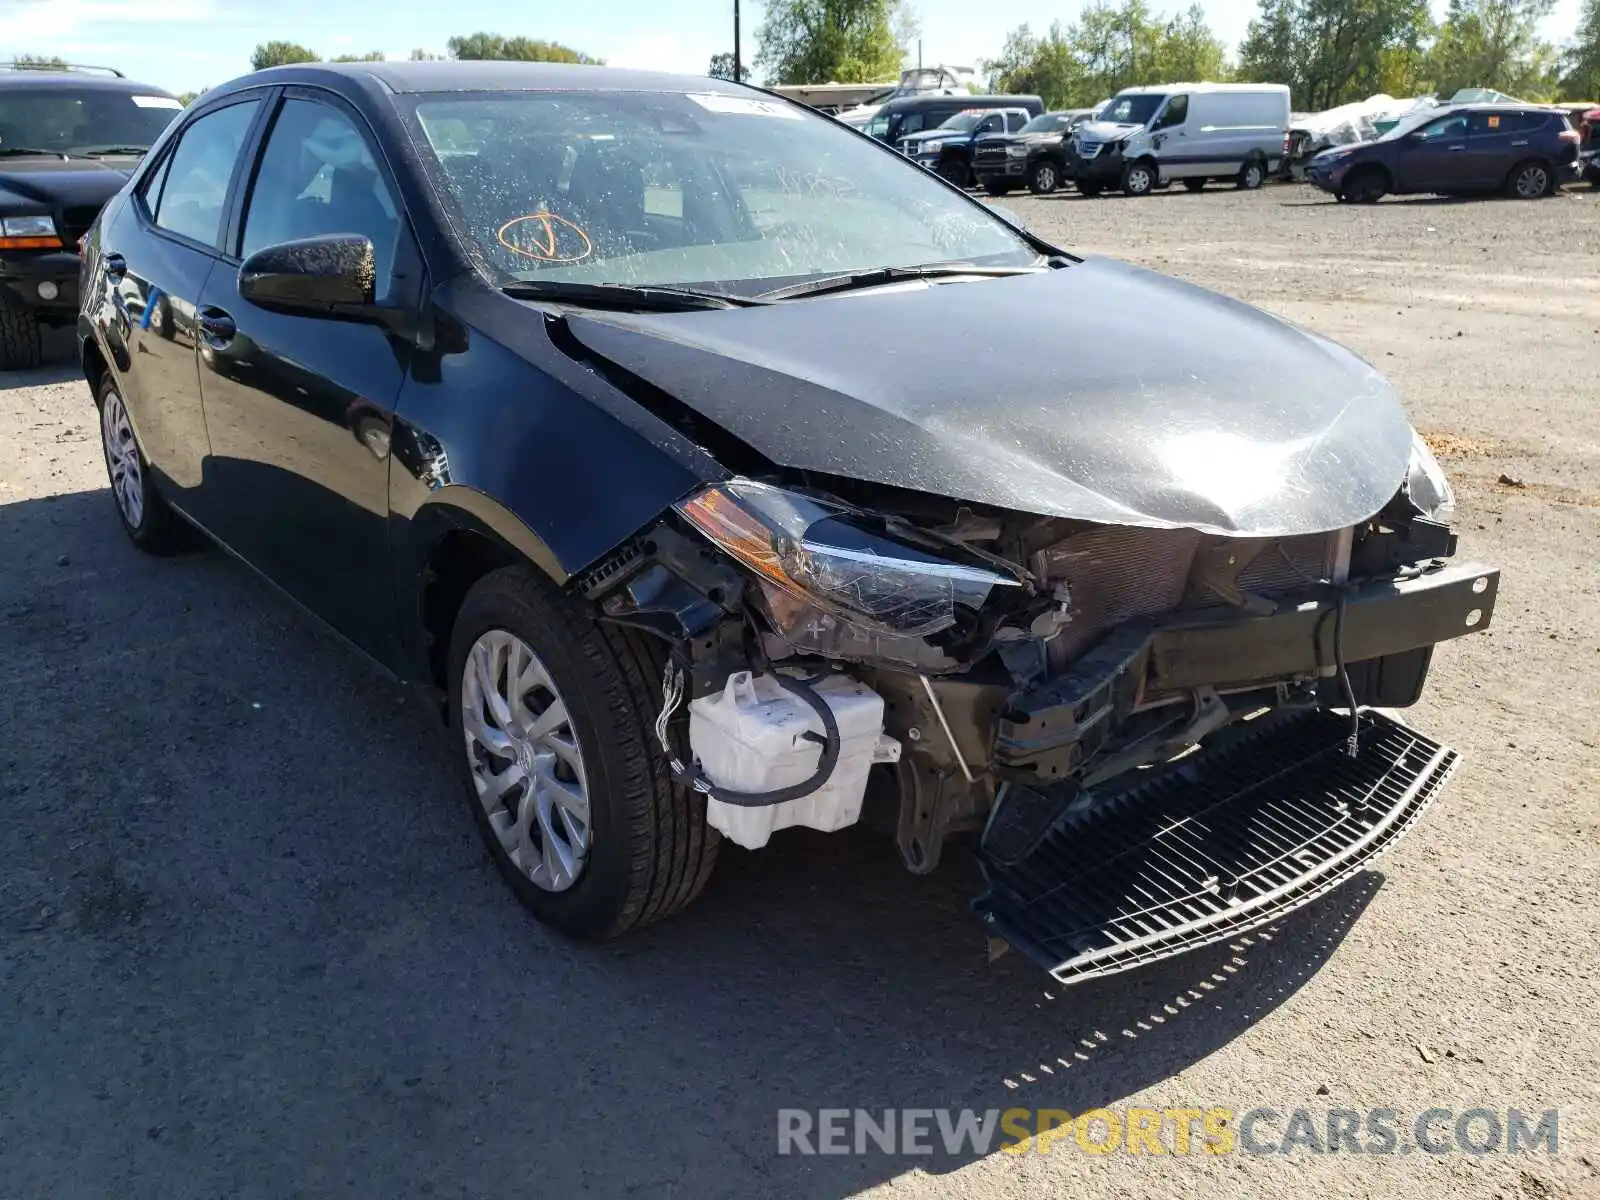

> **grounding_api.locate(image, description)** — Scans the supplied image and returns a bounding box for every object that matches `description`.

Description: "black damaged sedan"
[79,62,1498,984]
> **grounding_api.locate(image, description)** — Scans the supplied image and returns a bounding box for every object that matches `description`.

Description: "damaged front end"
[582,438,1497,984]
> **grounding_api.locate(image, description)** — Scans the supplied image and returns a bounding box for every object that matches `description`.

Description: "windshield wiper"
[757,263,1049,301]
[502,280,766,312]
[80,146,149,158]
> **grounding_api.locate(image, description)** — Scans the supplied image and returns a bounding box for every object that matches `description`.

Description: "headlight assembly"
[1405,431,1456,522]
[676,479,1019,640]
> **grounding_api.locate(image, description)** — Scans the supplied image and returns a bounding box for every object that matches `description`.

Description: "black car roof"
[240,61,752,96]
[0,70,173,95]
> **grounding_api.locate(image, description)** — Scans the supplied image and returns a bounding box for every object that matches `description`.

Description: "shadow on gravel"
[0,487,1384,1199]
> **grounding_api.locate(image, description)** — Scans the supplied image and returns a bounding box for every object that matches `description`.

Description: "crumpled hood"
[561,258,1416,538]
[1077,120,1144,139]
[0,161,131,212]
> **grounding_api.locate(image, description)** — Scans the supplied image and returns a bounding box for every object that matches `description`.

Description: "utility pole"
[733,0,742,82]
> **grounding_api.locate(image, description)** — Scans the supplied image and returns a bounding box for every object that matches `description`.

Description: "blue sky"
[1,0,1583,96]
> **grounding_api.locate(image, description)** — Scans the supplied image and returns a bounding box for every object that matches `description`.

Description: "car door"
[1460,111,1520,187]
[194,88,421,664]
[1149,94,1193,177]
[96,95,264,502]
[1397,113,1471,191]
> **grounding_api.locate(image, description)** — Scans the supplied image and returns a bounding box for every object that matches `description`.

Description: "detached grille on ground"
[974,710,1458,984]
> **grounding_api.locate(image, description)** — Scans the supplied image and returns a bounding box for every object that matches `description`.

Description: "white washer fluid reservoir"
[688,671,902,850]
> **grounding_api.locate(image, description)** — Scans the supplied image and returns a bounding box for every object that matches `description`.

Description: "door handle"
[103,252,126,280]
[198,307,237,348]
[1448,145,1466,152]
[1510,139,1529,146]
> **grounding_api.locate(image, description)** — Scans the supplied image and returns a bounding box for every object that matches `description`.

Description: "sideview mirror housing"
[239,234,376,315]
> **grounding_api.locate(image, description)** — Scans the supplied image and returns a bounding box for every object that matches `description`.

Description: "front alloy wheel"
[462,630,591,892]
[1123,161,1155,196]
[1029,160,1060,194]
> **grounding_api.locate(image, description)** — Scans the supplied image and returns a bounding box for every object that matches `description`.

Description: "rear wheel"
[94,373,194,555]
[1182,178,1206,193]
[1027,159,1061,194]
[1507,159,1554,199]
[1340,167,1388,204]
[1237,158,1266,190]
[1122,159,1156,196]
[449,566,719,940]
[0,295,42,371]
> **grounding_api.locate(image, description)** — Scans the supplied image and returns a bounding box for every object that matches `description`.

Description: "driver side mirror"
[238,234,376,315]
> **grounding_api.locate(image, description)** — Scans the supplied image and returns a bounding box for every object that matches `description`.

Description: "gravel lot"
[2,182,1597,1200]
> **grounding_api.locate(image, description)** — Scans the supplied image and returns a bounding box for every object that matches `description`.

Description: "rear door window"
[152,100,260,248]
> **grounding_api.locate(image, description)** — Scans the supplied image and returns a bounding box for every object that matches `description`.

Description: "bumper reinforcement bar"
[974,708,1458,984]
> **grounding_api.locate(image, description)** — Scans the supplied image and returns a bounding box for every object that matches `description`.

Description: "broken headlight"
[1405,431,1456,523]
[676,479,1019,640]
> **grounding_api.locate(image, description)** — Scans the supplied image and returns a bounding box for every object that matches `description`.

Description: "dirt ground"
[1,181,1597,1200]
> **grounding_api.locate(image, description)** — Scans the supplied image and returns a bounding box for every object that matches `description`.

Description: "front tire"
[0,295,42,371]
[1028,159,1061,194]
[1122,159,1156,196]
[94,374,193,555]
[448,566,719,940]
[1340,167,1388,204]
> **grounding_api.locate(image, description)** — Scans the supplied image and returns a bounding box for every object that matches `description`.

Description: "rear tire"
[448,565,719,940]
[1507,158,1554,199]
[1027,159,1061,194]
[1236,158,1266,190]
[1182,178,1206,193]
[94,373,195,555]
[0,295,42,371]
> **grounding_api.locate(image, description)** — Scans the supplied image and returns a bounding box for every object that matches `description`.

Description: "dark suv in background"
[971,108,1097,195]
[0,63,180,368]
[898,105,1037,186]
[1307,103,1581,202]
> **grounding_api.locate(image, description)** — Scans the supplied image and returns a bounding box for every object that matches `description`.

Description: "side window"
[1157,94,1189,129]
[1007,111,1028,132]
[976,114,1002,135]
[1418,114,1467,141]
[153,101,260,247]
[240,98,400,298]
[137,149,173,217]
[899,114,926,136]
[1468,112,1510,136]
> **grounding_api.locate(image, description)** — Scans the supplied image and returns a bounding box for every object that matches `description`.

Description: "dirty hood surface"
[562,257,1416,537]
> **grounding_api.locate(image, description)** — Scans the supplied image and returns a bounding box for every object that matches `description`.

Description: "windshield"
[936,111,987,132]
[1097,94,1165,126]
[1020,113,1071,135]
[1379,107,1449,141]
[409,90,1038,296]
[0,86,181,155]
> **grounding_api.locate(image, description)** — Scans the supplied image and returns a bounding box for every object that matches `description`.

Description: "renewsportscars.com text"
[777,1106,1560,1157]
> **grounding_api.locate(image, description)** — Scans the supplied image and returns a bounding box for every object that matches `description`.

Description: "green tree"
[445,33,602,63]
[331,51,387,63]
[754,0,913,85]
[1561,0,1600,97]
[1236,0,1432,110]
[708,51,743,81]
[987,3,1226,108]
[12,54,69,69]
[176,88,208,106]
[1426,0,1557,97]
[409,48,443,61]
[250,41,319,71]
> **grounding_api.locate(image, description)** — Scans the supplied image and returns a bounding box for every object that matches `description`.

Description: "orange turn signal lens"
[0,235,63,250]
[676,486,791,585]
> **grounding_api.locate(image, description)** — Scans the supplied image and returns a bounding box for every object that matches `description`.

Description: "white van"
[1066,83,1291,196]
